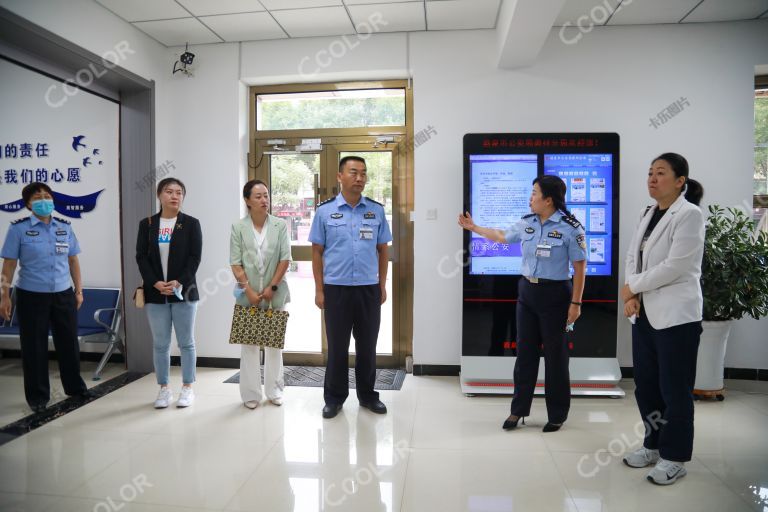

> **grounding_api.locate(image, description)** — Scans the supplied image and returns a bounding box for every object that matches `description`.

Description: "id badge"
[535,243,551,258]
[55,242,69,255]
[359,226,374,240]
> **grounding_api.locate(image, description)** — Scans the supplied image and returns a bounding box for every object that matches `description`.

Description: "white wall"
[410,22,768,367]
[3,0,767,368]
[0,0,172,184]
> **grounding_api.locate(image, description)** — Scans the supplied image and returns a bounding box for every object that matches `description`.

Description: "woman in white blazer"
[620,153,705,486]
[230,180,292,409]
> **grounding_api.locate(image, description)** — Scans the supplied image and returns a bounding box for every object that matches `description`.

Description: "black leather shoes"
[30,403,47,414]
[542,422,563,433]
[502,415,525,430]
[322,403,343,418]
[359,400,387,414]
[72,389,95,401]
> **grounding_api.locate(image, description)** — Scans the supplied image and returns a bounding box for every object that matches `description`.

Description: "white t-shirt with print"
[158,217,176,280]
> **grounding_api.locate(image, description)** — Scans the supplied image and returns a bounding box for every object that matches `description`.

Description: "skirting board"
[461,356,625,397]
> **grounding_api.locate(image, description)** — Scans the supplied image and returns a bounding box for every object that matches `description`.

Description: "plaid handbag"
[228,303,289,349]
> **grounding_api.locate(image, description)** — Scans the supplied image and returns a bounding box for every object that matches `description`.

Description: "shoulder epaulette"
[642,205,653,217]
[365,196,384,207]
[11,216,30,225]
[317,196,336,207]
[53,216,71,224]
[521,213,536,219]
[561,215,583,230]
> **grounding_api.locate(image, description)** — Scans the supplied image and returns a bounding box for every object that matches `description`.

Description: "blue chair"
[0,287,124,380]
[78,288,124,380]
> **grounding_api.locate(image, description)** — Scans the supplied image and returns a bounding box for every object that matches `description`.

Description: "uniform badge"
[330,213,343,219]
[576,234,586,249]
[524,227,535,234]
[25,230,39,236]
[364,212,376,219]
[56,230,67,236]
[548,231,563,239]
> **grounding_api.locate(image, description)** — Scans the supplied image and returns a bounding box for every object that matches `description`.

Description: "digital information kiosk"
[461,133,624,397]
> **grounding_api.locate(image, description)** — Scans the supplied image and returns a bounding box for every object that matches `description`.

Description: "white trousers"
[240,345,284,402]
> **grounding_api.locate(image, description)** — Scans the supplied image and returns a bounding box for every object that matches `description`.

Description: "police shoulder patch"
[53,216,71,225]
[576,233,586,250]
[521,213,536,219]
[365,196,383,207]
[317,196,336,208]
[11,216,30,225]
[561,215,583,230]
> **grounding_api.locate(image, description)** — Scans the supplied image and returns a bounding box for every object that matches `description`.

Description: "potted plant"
[697,205,768,399]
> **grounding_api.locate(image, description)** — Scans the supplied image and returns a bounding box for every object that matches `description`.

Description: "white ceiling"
[94,0,768,47]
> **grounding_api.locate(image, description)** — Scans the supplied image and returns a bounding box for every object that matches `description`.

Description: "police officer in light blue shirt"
[0,182,88,413]
[310,155,392,419]
[459,175,586,433]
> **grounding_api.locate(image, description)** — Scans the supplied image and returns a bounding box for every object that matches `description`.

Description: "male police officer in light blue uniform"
[0,182,88,413]
[459,175,586,432]
[310,156,392,419]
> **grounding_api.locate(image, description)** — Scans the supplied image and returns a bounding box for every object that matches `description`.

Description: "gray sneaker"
[623,447,660,468]
[154,387,173,409]
[647,459,687,485]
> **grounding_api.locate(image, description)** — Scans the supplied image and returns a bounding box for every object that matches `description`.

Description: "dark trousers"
[16,288,86,407]
[633,308,701,462]
[510,279,571,423]
[323,284,381,405]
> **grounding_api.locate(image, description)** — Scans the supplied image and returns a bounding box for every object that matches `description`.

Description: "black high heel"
[502,415,525,430]
[542,422,562,433]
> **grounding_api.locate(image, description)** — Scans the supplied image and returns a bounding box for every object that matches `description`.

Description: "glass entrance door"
[257,136,406,367]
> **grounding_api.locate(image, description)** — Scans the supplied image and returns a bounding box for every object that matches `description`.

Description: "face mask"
[233,285,246,299]
[31,199,55,217]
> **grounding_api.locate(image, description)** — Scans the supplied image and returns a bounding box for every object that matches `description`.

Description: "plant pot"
[694,320,732,392]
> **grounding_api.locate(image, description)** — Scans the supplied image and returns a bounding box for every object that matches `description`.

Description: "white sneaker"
[177,387,195,408]
[244,400,260,409]
[647,459,687,485]
[623,447,660,468]
[270,397,283,406]
[154,387,173,409]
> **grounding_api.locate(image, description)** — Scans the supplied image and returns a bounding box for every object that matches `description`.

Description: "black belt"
[524,276,569,284]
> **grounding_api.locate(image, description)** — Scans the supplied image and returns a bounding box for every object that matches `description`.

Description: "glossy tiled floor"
[0,358,125,427]
[0,368,766,512]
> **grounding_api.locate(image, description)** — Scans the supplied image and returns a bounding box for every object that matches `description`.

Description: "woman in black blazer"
[136,177,202,409]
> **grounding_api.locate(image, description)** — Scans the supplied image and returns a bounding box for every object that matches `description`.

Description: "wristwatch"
[271,284,278,291]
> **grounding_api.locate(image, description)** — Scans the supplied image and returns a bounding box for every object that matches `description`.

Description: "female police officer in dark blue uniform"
[0,182,89,413]
[459,175,586,432]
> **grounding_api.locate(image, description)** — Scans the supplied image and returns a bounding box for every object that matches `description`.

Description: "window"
[754,77,768,222]
[256,88,405,130]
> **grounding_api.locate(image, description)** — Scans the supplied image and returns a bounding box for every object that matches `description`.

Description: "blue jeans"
[146,301,198,385]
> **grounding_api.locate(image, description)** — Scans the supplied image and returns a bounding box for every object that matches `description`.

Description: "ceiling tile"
[176,0,266,16]
[554,0,621,26]
[260,0,342,9]
[199,12,287,41]
[682,0,768,22]
[426,0,501,30]
[272,6,355,37]
[347,3,426,32]
[607,0,701,25]
[344,0,421,4]
[95,0,189,22]
[133,18,222,46]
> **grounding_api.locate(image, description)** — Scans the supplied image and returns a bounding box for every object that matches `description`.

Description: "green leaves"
[701,205,768,321]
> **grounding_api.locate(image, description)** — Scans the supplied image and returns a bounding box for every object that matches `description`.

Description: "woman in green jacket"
[230,179,291,408]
